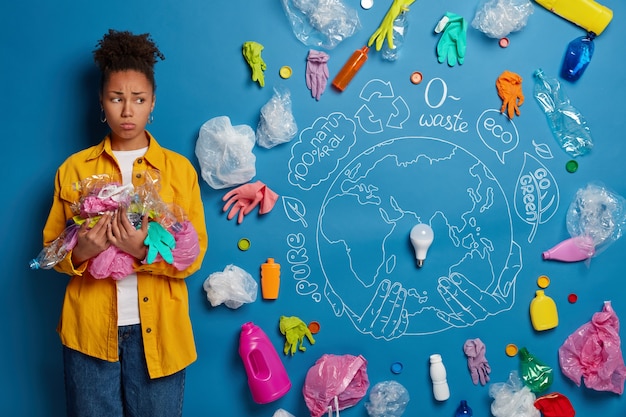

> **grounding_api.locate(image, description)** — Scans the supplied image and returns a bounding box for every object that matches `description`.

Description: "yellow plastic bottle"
[530,290,559,331]
[534,0,613,35]
[261,258,281,300]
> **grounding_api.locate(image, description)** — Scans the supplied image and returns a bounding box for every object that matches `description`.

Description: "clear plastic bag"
[203,264,258,309]
[365,380,409,417]
[472,0,534,39]
[566,182,626,257]
[280,0,361,50]
[195,116,256,190]
[489,371,540,417]
[256,87,298,149]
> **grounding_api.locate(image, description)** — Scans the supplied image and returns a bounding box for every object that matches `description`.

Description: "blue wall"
[3,0,626,416]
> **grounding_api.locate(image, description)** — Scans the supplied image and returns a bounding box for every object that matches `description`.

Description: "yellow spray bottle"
[530,290,559,331]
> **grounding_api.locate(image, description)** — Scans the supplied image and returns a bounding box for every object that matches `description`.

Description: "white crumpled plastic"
[195,116,256,190]
[472,0,534,39]
[203,264,258,309]
[365,380,410,417]
[489,371,540,417]
[256,87,298,149]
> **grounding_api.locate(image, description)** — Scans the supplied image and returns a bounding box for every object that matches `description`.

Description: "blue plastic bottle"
[455,400,473,416]
[561,33,595,82]
[533,68,593,157]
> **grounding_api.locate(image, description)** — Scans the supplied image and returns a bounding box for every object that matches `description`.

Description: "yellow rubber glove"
[368,0,416,51]
[279,315,315,355]
[242,41,266,87]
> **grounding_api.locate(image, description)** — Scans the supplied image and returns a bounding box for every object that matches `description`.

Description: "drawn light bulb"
[410,224,434,268]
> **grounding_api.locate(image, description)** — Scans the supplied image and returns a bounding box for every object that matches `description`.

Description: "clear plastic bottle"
[532,68,593,157]
[429,353,450,401]
[29,225,77,270]
[382,11,408,61]
[561,33,595,82]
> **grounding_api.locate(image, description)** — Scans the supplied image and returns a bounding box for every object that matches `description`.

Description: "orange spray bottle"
[332,46,369,92]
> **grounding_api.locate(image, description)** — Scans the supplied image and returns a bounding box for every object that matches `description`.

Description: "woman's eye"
[136,98,145,104]
[111,98,122,103]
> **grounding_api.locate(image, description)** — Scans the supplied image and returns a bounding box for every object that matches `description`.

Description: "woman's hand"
[107,208,149,261]
[71,212,113,265]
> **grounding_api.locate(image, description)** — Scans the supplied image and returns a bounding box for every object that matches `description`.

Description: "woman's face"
[100,70,155,150]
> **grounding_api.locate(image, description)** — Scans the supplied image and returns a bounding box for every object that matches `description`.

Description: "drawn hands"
[306,50,330,101]
[497,70,524,119]
[436,241,521,327]
[347,279,409,340]
[435,12,467,66]
[242,41,266,87]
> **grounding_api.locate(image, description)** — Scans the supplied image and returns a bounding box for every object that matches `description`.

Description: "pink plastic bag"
[558,301,626,394]
[303,354,369,417]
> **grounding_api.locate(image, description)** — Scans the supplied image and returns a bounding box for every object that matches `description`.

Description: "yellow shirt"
[43,132,208,378]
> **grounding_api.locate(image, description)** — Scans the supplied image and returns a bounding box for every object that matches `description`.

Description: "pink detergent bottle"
[238,322,291,404]
[542,235,595,262]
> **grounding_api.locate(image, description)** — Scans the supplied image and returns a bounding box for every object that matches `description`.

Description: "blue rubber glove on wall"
[144,221,176,264]
[435,12,467,66]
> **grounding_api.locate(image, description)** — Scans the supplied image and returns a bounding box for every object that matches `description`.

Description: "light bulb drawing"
[410,224,434,267]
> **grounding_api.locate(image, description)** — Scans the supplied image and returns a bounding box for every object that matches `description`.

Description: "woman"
[42,29,208,417]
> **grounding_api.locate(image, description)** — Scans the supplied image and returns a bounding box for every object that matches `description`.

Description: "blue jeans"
[63,324,185,417]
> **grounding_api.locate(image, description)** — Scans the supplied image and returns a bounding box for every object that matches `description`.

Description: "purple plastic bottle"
[238,322,291,404]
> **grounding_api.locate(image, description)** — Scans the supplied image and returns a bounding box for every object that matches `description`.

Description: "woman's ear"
[151,95,156,112]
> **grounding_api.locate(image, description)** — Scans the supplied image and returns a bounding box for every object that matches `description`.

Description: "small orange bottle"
[332,46,369,92]
[261,258,281,299]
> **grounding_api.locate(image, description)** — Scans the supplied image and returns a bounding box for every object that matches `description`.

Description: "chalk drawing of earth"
[317,136,522,339]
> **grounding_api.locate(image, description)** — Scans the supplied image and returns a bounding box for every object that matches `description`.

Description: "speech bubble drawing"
[476,109,519,163]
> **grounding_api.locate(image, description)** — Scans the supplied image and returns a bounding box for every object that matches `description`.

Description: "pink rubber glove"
[306,50,330,101]
[222,180,279,224]
[464,338,491,385]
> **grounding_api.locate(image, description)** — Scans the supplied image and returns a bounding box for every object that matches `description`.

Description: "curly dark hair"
[93,29,165,93]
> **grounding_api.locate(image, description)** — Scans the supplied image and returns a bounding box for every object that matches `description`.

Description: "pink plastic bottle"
[238,322,291,404]
[542,236,595,262]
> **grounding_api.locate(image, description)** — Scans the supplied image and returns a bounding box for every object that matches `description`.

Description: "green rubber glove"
[279,315,315,355]
[435,12,467,66]
[368,0,416,51]
[242,41,266,87]
[144,221,176,264]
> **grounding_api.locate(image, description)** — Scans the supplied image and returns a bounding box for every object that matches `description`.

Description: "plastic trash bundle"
[203,264,258,309]
[303,354,369,417]
[543,183,626,262]
[472,0,534,39]
[489,371,540,417]
[558,300,626,394]
[364,380,409,417]
[280,0,361,50]
[256,87,298,149]
[195,116,256,190]
[532,68,593,158]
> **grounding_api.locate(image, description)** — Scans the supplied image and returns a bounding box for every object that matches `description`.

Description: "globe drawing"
[316,136,522,339]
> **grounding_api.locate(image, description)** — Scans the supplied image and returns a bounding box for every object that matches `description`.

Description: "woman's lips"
[120,123,136,130]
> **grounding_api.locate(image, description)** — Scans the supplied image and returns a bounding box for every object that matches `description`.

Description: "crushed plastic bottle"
[561,33,595,82]
[533,68,593,157]
[29,223,79,270]
[382,11,408,61]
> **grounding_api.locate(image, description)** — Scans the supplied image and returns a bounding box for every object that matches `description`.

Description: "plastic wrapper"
[558,301,626,394]
[303,354,369,417]
[273,409,296,417]
[472,0,534,39]
[280,0,361,50]
[489,371,540,417]
[256,87,298,149]
[519,347,553,393]
[203,264,258,309]
[566,182,626,257]
[195,116,256,190]
[365,380,409,417]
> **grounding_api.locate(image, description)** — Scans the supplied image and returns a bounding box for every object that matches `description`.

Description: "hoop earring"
[100,108,107,123]
[148,112,154,124]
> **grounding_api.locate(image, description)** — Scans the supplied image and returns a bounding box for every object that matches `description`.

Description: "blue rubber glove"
[306,50,330,101]
[435,12,467,66]
[144,221,176,264]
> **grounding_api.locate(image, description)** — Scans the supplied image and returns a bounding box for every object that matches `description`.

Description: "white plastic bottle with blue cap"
[429,353,450,401]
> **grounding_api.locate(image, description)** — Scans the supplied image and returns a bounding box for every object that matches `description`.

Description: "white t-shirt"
[112,147,148,326]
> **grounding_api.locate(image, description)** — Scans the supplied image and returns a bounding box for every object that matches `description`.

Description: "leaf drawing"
[532,139,554,160]
[282,196,308,227]
[514,153,560,243]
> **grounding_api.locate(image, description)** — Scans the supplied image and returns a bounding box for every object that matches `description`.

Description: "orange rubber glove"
[496,70,524,119]
[222,180,279,224]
